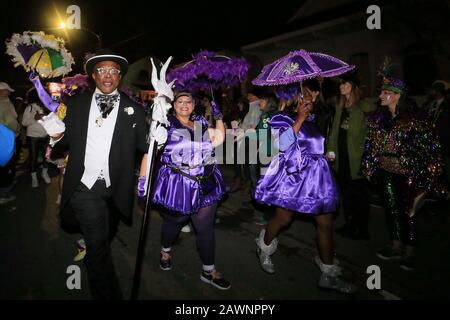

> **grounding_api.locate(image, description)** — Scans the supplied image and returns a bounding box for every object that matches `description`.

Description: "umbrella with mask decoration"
[252,49,354,100]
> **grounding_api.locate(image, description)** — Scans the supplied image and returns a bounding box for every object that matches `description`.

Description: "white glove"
[38,112,66,136]
[151,124,167,147]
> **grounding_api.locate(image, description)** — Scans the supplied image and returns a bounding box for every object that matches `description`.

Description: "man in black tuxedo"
[38,49,148,299]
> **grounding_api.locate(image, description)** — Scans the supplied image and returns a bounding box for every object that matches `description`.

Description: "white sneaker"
[314,255,342,276]
[31,172,39,188]
[255,229,278,274]
[181,224,191,233]
[256,246,275,274]
[318,273,357,294]
[41,168,51,184]
[77,239,86,249]
[55,194,61,205]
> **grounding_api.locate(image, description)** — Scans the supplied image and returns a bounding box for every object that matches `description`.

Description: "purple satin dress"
[152,115,225,214]
[254,113,339,214]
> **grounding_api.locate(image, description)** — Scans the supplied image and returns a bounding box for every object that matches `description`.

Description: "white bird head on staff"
[150,56,175,126]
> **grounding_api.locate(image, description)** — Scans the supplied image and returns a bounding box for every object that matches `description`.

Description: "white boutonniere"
[124,107,134,115]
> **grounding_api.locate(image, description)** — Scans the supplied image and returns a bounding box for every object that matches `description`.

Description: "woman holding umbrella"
[150,92,231,290]
[254,79,355,294]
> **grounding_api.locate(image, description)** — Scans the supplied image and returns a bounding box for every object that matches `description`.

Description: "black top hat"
[85,48,128,77]
[339,69,361,87]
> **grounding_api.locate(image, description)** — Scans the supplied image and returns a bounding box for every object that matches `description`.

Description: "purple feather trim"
[167,50,249,92]
[62,74,89,89]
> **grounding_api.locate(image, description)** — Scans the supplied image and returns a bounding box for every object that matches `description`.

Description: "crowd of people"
[1,48,449,299]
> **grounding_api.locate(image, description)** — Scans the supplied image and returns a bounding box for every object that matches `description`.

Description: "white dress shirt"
[81,89,120,189]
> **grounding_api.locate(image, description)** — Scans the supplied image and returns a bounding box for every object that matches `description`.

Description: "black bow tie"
[95,93,119,117]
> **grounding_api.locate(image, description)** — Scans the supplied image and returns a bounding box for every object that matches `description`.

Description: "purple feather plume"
[61,74,90,96]
[167,50,249,93]
[119,85,146,107]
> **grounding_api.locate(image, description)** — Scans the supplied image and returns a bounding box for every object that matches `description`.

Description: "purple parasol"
[252,49,354,87]
[166,50,249,93]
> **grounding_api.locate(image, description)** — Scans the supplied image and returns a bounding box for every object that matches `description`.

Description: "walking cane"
[130,56,174,300]
[131,130,158,300]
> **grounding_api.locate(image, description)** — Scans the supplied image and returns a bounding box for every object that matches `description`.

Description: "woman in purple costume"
[151,92,230,290]
[254,80,355,294]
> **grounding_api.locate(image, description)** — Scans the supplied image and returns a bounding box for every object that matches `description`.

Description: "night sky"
[0,0,302,91]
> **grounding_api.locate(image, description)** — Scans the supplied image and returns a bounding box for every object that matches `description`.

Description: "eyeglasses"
[96,68,121,76]
[176,100,193,105]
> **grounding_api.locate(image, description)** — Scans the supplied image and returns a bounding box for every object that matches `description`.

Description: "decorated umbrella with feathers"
[5,31,74,78]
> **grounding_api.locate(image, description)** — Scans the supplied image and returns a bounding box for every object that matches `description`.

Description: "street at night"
[1,0,450,312]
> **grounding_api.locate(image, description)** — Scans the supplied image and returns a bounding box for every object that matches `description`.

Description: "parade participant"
[254,79,355,294]
[252,92,278,225]
[21,89,51,187]
[424,80,449,125]
[32,48,148,299]
[239,88,263,192]
[362,75,446,271]
[326,70,375,239]
[198,95,214,126]
[226,98,249,193]
[149,91,230,290]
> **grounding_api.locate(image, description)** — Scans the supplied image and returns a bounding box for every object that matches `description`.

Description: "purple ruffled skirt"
[152,164,225,214]
[254,153,339,214]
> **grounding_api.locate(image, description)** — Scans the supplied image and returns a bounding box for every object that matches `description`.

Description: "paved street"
[1,162,449,300]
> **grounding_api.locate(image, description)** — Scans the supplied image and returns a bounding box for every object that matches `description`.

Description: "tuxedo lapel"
[111,92,127,148]
[109,93,128,170]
